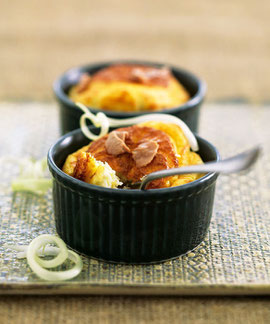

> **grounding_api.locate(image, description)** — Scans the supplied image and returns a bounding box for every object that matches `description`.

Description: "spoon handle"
[139,146,261,190]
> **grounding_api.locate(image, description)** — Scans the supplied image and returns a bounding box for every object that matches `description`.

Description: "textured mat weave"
[0,102,269,295]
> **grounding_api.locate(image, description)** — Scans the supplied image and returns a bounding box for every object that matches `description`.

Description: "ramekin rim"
[47,128,220,197]
[53,59,207,117]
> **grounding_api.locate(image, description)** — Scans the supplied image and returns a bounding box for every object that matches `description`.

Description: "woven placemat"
[0,102,269,295]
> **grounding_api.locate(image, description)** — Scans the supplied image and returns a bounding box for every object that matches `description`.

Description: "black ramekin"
[53,60,207,134]
[47,128,219,264]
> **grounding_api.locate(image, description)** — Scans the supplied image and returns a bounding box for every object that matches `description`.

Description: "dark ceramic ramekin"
[53,60,206,134]
[47,128,219,264]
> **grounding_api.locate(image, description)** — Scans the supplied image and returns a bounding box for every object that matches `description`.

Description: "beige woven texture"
[0,102,270,322]
[0,102,269,294]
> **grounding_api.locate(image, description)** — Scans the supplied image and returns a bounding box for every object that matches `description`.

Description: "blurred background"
[0,0,269,103]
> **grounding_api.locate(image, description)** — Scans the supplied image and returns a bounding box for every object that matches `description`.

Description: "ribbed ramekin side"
[51,174,217,263]
[181,182,217,252]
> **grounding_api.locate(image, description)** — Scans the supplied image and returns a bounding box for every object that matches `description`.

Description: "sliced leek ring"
[76,102,199,151]
[28,234,68,269]
[25,234,83,281]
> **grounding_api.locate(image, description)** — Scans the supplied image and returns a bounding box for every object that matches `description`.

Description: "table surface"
[0,102,270,322]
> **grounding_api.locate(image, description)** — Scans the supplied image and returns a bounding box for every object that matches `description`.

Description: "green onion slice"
[11,157,52,194]
[11,178,52,194]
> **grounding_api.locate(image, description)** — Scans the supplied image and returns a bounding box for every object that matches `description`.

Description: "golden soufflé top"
[62,122,203,189]
[69,64,190,112]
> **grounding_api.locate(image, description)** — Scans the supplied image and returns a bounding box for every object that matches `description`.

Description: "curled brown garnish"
[130,67,170,86]
[132,140,159,168]
[105,131,130,156]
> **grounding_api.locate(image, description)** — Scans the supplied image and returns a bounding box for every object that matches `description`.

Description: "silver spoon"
[139,146,262,190]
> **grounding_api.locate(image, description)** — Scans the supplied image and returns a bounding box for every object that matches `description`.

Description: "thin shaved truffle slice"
[132,140,159,168]
[105,131,130,156]
[130,67,170,86]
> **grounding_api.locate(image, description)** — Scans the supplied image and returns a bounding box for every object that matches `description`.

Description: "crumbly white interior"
[91,159,122,188]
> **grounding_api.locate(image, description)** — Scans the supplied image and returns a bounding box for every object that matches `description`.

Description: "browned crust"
[73,152,91,181]
[87,125,179,189]
[88,64,173,87]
